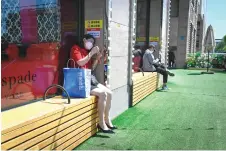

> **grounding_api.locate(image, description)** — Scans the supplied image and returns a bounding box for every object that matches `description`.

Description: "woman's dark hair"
[80,34,96,48]
[134,45,141,50]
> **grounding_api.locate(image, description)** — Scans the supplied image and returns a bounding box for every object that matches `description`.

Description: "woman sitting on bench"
[70,34,117,133]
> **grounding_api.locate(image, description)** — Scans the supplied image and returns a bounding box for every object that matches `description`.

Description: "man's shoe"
[161,86,169,91]
[168,71,175,77]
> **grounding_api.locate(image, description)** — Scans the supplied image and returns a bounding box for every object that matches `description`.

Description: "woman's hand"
[91,53,102,70]
[90,46,100,56]
[97,52,102,60]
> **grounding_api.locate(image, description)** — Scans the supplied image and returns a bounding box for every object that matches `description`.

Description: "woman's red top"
[70,45,92,69]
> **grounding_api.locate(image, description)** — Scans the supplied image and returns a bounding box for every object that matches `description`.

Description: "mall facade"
[1,0,171,118]
[169,0,206,68]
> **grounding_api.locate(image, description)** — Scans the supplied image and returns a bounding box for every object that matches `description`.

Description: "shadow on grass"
[93,134,110,138]
[156,89,168,92]
[213,71,226,74]
[187,71,226,75]
[187,73,202,75]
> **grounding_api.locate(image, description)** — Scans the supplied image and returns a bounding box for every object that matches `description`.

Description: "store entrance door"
[58,0,85,87]
[60,0,84,43]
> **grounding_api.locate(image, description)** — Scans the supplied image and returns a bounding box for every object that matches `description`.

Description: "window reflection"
[136,0,147,47]
[1,0,61,61]
[1,0,61,45]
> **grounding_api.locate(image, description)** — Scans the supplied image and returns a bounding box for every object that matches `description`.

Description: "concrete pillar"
[191,27,195,53]
[149,0,162,58]
[84,0,105,83]
[193,29,197,53]
[199,18,204,52]
[108,0,131,118]
[169,0,179,53]
[85,0,132,119]
[176,0,190,68]
[165,0,171,66]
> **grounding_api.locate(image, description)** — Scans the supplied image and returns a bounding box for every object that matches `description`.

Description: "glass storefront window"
[136,0,147,47]
[1,0,22,44]
[1,0,82,110]
[133,0,148,73]
[36,0,61,42]
[1,0,61,44]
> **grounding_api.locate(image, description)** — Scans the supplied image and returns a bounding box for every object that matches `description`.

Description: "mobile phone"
[94,46,100,53]
[94,46,99,49]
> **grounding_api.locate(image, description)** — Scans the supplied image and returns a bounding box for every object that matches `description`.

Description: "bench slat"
[134,86,156,104]
[133,77,157,90]
[132,72,158,106]
[133,87,156,105]
[133,73,157,84]
[133,81,157,96]
[133,84,156,105]
[133,82,156,101]
[132,72,157,79]
[1,104,97,150]
[12,112,98,150]
[133,76,157,88]
[133,74,151,82]
[50,124,97,150]
[133,81,156,93]
[2,96,96,134]
[132,72,156,80]
[64,129,97,150]
[2,99,97,143]
[40,120,98,150]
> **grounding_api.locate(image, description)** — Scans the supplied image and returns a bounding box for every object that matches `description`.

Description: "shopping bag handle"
[67,58,75,68]
[67,58,82,68]
[43,84,70,104]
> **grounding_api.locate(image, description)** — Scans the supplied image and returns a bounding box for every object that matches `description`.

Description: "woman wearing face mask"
[142,44,175,90]
[70,34,116,133]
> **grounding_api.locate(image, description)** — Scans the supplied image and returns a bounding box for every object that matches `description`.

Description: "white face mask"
[85,41,93,50]
[149,48,154,53]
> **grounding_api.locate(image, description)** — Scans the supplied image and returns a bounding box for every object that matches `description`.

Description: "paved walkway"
[75,70,226,150]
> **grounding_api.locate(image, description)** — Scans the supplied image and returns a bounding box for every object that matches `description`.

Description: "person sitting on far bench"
[142,44,175,90]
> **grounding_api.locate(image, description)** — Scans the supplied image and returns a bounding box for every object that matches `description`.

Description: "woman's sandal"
[106,123,118,130]
[97,124,115,134]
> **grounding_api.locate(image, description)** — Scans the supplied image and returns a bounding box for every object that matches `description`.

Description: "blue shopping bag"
[62,59,91,98]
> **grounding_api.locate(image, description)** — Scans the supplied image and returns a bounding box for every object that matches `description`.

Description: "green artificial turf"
[75,70,226,150]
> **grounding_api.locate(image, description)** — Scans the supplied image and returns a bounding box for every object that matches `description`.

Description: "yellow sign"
[136,37,160,42]
[85,20,103,29]
[62,21,77,31]
[149,37,159,42]
[136,37,146,42]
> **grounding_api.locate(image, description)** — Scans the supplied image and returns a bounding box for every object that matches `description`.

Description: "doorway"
[58,0,85,87]
[60,0,84,43]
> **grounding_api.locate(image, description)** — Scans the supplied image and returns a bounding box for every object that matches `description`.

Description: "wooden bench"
[131,72,158,106]
[1,96,98,150]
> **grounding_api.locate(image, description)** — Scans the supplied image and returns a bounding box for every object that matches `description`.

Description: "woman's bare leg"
[90,87,109,130]
[96,84,114,127]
